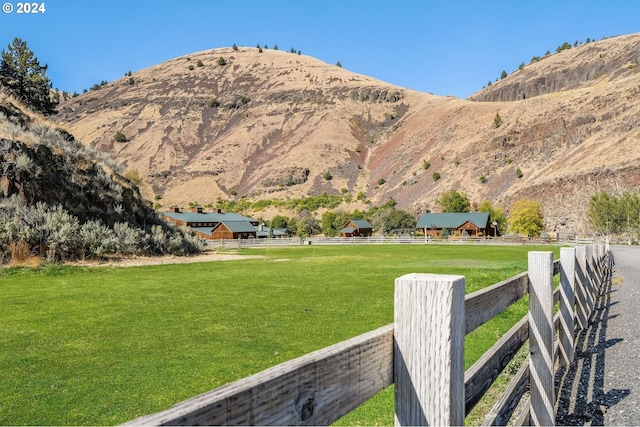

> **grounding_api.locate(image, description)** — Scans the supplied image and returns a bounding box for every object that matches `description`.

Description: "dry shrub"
[8,240,41,267]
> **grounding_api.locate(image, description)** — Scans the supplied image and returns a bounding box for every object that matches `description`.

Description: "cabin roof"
[417,212,490,229]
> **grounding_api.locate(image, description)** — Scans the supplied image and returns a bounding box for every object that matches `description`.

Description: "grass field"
[0,244,559,425]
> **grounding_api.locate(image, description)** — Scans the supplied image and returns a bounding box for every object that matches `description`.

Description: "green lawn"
[0,244,559,425]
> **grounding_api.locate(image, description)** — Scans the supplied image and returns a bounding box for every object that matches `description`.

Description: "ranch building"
[416,212,498,237]
[160,207,286,240]
[339,219,374,237]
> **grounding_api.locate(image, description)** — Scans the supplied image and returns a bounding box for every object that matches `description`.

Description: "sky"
[1,0,639,99]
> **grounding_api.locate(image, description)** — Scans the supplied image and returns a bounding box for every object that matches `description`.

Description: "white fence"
[208,235,596,249]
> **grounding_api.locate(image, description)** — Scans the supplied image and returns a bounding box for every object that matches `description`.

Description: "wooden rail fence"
[124,244,611,426]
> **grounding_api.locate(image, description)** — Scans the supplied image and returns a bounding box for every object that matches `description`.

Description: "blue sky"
[1,0,638,99]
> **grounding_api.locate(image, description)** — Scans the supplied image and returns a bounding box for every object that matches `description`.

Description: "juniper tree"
[0,38,57,115]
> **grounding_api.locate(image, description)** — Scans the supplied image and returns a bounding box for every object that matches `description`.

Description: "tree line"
[588,191,640,242]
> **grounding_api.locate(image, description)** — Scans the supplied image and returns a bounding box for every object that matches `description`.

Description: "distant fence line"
[125,243,611,426]
[207,235,597,249]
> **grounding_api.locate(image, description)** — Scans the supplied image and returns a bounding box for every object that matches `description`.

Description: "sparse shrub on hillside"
[230,95,250,109]
[208,97,220,108]
[515,167,523,178]
[480,175,487,184]
[422,160,431,170]
[323,171,332,180]
[196,60,204,67]
[114,131,128,143]
[128,77,135,85]
[188,65,194,70]
[273,44,278,50]
[15,153,33,173]
[376,178,386,187]
[336,61,342,68]
[493,112,503,128]
[124,169,143,186]
[258,46,263,53]
[432,172,441,181]
[218,56,227,66]
[357,191,366,201]
[232,44,238,51]
[556,42,572,53]
[230,189,237,196]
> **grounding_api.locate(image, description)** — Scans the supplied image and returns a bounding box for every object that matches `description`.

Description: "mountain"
[57,34,640,233]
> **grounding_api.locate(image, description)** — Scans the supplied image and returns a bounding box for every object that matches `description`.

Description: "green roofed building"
[417,212,498,237]
[339,219,374,237]
[160,206,286,240]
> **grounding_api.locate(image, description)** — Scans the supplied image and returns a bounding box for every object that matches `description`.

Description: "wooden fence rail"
[124,244,611,426]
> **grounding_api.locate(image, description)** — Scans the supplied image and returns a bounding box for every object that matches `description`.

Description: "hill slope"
[57,34,640,233]
[0,94,202,261]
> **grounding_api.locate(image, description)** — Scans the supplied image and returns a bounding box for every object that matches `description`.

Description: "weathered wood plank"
[465,272,528,335]
[394,273,465,426]
[574,246,589,330]
[123,324,394,426]
[482,357,530,426]
[513,395,531,426]
[465,316,528,416]
[528,251,555,426]
[584,245,596,317]
[558,247,576,366]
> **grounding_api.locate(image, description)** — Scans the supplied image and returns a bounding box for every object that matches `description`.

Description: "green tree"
[270,215,289,230]
[508,199,544,237]
[588,191,624,235]
[432,172,441,181]
[0,37,57,115]
[619,192,640,242]
[381,209,417,234]
[477,200,507,235]
[437,189,471,213]
[321,211,338,236]
[217,57,227,66]
[500,70,508,80]
[296,215,320,237]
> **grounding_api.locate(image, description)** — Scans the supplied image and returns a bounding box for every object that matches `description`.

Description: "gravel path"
[556,246,640,425]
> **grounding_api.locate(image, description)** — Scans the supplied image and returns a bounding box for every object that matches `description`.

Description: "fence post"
[558,247,576,367]
[574,246,589,330]
[585,245,596,315]
[394,273,465,426]
[528,251,555,426]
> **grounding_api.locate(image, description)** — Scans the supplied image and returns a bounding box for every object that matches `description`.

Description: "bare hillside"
[57,35,640,233]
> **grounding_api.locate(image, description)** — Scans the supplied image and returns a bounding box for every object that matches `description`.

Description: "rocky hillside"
[0,94,202,261]
[57,34,640,233]
[470,34,640,102]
